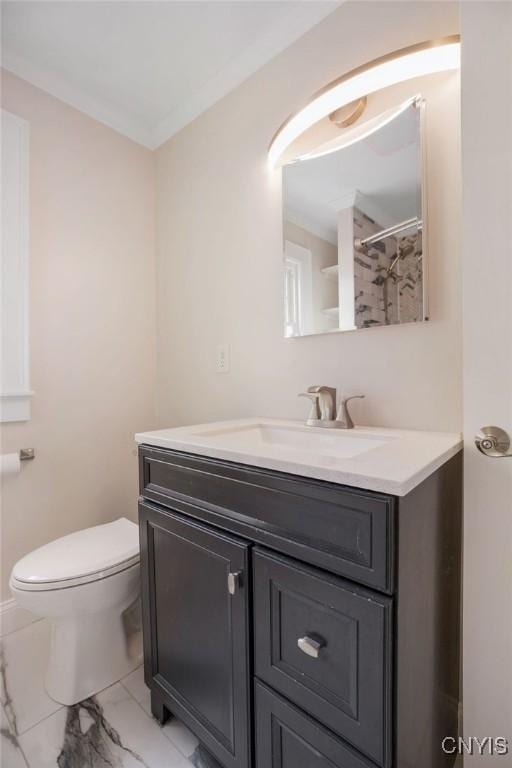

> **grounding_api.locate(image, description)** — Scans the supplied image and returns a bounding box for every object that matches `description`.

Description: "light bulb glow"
[269,38,460,168]
[297,96,419,163]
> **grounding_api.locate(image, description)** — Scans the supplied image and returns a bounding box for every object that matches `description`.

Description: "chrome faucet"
[298,386,364,429]
[336,395,365,429]
[298,386,336,427]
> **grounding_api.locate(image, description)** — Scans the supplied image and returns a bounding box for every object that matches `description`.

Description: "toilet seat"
[11,517,140,592]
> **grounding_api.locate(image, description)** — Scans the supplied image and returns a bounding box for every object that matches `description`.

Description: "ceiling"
[284,103,422,244]
[1,1,338,149]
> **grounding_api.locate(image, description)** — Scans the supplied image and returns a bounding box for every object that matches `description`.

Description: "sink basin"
[191,422,390,459]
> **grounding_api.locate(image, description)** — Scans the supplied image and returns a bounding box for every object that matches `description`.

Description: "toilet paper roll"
[0,453,21,476]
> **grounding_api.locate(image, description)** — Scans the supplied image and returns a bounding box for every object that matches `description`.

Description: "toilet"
[10,517,141,706]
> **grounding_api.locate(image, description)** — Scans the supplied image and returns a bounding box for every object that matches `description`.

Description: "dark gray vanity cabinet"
[138,446,462,768]
[138,502,251,768]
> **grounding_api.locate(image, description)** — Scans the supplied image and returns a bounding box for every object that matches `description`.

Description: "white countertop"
[135,418,462,497]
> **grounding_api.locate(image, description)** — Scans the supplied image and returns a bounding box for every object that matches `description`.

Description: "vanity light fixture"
[329,96,367,128]
[268,36,460,168]
[297,94,421,163]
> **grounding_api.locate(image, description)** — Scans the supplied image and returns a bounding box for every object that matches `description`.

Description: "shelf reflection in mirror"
[282,99,425,338]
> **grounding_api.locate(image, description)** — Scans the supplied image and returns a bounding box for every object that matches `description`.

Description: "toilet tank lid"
[12,518,140,584]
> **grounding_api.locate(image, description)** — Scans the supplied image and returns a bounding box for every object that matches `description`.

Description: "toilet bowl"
[10,518,141,706]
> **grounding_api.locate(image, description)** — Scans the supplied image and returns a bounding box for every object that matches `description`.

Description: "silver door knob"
[475,426,512,458]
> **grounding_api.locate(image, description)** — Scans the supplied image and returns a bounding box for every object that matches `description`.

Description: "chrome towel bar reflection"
[355,217,423,249]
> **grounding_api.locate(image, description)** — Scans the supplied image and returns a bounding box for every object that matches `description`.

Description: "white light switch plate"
[216,344,230,373]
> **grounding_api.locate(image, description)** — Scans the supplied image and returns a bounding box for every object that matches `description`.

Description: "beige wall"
[0,0,463,602]
[155,1,462,432]
[1,72,156,600]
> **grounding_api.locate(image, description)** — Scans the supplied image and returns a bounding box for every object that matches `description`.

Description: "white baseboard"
[0,597,38,638]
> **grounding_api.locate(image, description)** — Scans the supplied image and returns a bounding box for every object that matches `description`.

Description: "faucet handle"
[298,392,321,423]
[307,386,337,421]
[336,395,365,429]
[307,385,335,394]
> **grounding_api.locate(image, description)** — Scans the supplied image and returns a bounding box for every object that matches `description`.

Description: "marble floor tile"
[120,667,151,714]
[1,706,28,768]
[0,604,38,640]
[0,620,62,736]
[188,745,223,768]
[164,720,200,762]
[121,666,199,759]
[19,683,193,768]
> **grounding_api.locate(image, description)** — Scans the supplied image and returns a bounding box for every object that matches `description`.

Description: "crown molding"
[328,190,360,212]
[353,192,397,229]
[2,2,340,151]
[285,206,338,246]
[2,51,154,148]
[150,1,341,149]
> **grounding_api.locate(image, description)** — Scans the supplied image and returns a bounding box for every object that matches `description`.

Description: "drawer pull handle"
[228,571,243,595]
[298,636,324,659]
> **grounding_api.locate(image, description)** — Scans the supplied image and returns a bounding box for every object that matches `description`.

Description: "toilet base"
[45,611,141,705]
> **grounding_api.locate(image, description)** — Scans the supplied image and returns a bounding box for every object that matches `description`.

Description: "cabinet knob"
[228,570,243,595]
[297,635,325,659]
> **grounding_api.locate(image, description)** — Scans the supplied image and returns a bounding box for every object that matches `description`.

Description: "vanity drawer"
[255,681,376,768]
[139,447,395,592]
[253,548,393,767]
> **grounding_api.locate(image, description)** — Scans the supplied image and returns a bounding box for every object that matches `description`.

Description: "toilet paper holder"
[19,448,35,461]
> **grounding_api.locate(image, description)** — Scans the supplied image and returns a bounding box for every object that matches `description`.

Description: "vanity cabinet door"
[139,501,251,768]
[255,682,375,768]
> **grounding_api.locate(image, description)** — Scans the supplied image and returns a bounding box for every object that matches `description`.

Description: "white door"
[461,2,512,762]
[283,240,313,337]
